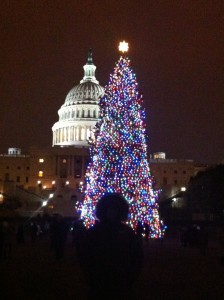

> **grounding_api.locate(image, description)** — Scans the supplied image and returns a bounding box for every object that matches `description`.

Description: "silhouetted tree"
[187,164,224,220]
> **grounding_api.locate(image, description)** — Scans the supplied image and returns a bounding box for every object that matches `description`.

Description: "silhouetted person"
[2,221,13,258]
[136,221,144,238]
[16,223,25,244]
[219,225,224,266]
[72,219,86,247]
[188,224,200,247]
[77,193,143,300]
[50,214,68,260]
[30,220,38,243]
[198,226,208,256]
[180,226,189,247]
[0,222,4,259]
[144,222,150,243]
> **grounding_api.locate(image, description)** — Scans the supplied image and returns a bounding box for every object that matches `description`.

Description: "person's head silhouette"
[96,193,129,223]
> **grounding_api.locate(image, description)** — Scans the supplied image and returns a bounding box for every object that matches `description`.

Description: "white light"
[52,181,55,185]
[118,41,129,53]
[49,193,54,198]
[81,128,85,140]
[173,198,177,202]
[37,180,41,184]
[66,181,69,185]
[181,187,186,191]
[43,185,46,189]
[42,201,48,207]
[80,181,83,185]
[81,206,87,218]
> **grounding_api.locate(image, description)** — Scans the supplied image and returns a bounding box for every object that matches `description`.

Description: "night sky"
[1,1,223,164]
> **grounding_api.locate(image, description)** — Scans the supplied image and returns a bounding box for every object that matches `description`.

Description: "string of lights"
[78,46,165,238]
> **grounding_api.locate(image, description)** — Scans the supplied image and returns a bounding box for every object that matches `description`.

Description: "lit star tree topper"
[79,42,165,238]
[118,40,129,53]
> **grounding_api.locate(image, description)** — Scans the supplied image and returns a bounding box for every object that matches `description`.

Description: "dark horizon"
[1,1,223,164]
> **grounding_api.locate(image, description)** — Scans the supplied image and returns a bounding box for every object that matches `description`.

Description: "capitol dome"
[52,50,104,147]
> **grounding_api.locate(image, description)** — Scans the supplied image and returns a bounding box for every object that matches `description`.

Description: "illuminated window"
[38,171,43,177]
[75,169,81,178]
[39,159,44,163]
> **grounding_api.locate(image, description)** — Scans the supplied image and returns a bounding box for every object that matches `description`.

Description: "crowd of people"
[1,192,224,299]
[0,213,69,260]
[179,224,209,255]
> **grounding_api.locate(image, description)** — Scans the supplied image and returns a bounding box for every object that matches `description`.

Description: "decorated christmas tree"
[79,42,164,238]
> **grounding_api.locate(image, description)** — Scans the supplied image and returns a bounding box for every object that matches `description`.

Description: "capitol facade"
[52,49,104,147]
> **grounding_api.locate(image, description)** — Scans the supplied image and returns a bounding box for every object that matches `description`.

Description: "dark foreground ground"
[0,229,224,300]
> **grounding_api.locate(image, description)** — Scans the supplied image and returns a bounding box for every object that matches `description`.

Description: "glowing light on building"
[42,200,48,207]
